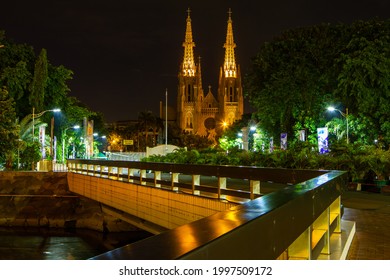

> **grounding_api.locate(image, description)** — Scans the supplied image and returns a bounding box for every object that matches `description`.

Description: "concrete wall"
[0,171,135,232]
[146,144,182,157]
[107,152,146,161]
[67,172,236,231]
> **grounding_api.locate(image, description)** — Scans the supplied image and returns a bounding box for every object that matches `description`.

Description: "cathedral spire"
[182,8,196,77]
[197,56,203,87]
[223,8,237,78]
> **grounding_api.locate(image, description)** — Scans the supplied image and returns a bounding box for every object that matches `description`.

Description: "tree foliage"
[0,88,19,169]
[245,19,390,146]
[29,48,48,112]
[0,30,106,167]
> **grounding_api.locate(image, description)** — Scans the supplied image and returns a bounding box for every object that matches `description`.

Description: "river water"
[0,227,152,260]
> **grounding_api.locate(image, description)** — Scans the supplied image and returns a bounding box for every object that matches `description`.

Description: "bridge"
[67,159,355,260]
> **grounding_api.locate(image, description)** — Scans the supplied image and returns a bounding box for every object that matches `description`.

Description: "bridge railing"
[67,159,349,260]
[67,159,328,202]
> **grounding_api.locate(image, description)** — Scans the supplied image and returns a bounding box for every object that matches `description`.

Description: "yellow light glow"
[221,121,229,129]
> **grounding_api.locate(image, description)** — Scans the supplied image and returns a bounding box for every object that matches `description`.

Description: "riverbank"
[0,171,139,233]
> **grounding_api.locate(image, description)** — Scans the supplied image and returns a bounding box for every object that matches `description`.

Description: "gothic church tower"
[218,9,244,126]
[177,9,243,136]
[177,9,204,134]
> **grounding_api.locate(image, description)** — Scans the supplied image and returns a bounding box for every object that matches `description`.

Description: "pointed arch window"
[229,87,233,102]
[186,113,193,128]
[187,84,193,102]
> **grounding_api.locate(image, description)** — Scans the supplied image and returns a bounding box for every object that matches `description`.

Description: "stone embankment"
[0,171,136,233]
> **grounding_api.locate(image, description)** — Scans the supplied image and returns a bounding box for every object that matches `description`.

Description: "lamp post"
[32,107,61,141]
[327,106,349,144]
[17,139,22,170]
[62,125,80,163]
[30,107,60,170]
[165,89,168,153]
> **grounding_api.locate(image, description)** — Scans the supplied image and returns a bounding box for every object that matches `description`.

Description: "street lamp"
[62,125,80,163]
[32,107,61,141]
[30,107,60,170]
[222,121,228,129]
[327,106,349,144]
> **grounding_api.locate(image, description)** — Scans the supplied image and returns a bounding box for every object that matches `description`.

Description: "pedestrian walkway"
[341,191,390,259]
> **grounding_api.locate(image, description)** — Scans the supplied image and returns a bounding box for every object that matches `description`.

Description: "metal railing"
[67,159,328,201]
[106,152,146,161]
[67,159,348,260]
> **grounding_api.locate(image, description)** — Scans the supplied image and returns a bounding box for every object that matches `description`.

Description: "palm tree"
[18,114,33,142]
[152,116,164,146]
[17,114,48,169]
[137,111,167,149]
[137,111,155,148]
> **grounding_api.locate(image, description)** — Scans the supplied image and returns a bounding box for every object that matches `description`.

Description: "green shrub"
[140,143,390,183]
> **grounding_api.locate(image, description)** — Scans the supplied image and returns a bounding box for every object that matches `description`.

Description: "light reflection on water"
[0,228,152,260]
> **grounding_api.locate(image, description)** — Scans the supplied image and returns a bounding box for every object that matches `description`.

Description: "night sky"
[1,0,389,122]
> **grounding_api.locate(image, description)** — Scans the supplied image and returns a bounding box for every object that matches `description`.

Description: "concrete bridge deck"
[67,159,353,260]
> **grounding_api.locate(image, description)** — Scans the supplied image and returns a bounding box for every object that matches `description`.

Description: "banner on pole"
[299,129,306,141]
[39,125,46,158]
[83,118,94,159]
[53,136,57,161]
[281,133,287,150]
[317,127,329,154]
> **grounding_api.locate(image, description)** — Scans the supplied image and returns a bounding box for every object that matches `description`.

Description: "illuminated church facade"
[176,9,244,137]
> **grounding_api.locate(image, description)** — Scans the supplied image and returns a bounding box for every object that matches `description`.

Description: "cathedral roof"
[203,86,218,107]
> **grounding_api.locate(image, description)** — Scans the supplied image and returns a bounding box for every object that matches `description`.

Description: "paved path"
[341,191,390,259]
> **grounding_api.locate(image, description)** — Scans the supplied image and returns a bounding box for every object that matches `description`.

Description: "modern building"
[176,9,244,137]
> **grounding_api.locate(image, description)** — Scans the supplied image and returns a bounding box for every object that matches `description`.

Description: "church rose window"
[204,118,216,130]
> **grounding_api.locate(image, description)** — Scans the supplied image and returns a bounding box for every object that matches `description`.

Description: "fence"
[67,159,351,260]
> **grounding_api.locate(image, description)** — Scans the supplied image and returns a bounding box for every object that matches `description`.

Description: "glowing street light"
[30,107,60,170]
[32,107,61,142]
[327,106,349,144]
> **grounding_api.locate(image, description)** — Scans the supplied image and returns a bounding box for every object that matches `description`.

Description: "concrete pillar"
[192,174,200,195]
[218,177,227,200]
[128,168,135,183]
[118,167,123,180]
[172,173,179,191]
[154,171,161,188]
[250,180,260,199]
[140,170,146,185]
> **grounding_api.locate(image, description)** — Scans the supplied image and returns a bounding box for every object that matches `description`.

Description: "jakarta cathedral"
[176,9,244,138]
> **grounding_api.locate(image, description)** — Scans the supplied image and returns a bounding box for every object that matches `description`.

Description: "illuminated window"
[187,85,192,102]
[186,113,193,128]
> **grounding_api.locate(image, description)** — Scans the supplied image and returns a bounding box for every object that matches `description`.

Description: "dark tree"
[0,88,19,169]
[29,48,48,112]
[245,19,390,146]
